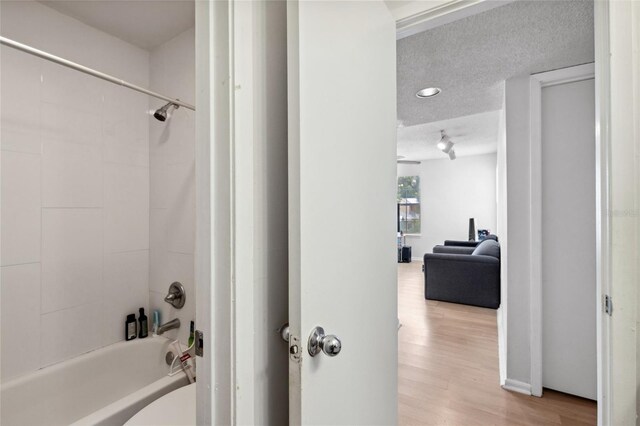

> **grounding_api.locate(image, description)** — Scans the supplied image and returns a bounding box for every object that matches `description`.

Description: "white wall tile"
[1,128,42,155]
[149,152,169,208]
[0,1,44,46]
[103,164,149,253]
[1,264,41,382]
[42,140,103,207]
[101,250,149,346]
[92,32,149,89]
[40,303,102,368]
[1,1,152,379]
[41,209,102,313]
[149,28,196,346]
[40,102,102,146]
[166,162,196,254]
[103,91,149,168]
[37,5,102,70]
[1,151,41,266]
[40,61,102,112]
[149,208,168,291]
[0,47,41,134]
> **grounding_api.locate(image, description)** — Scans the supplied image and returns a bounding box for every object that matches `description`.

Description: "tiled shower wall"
[148,28,196,345]
[0,1,150,381]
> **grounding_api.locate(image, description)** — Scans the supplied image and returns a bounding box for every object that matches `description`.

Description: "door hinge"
[604,295,613,316]
[195,330,204,357]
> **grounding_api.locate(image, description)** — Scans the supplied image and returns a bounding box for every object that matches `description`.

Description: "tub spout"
[157,318,180,335]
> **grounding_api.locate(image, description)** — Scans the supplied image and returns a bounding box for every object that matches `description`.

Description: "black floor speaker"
[399,246,412,263]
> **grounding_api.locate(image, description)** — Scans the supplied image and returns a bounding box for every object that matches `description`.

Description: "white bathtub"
[0,336,190,426]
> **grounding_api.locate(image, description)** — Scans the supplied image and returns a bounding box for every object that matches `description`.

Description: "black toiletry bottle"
[138,308,148,339]
[126,314,137,341]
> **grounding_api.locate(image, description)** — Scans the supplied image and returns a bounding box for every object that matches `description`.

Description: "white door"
[541,78,597,400]
[287,1,398,424]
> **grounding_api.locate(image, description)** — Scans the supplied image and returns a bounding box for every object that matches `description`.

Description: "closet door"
[541,77,596,400]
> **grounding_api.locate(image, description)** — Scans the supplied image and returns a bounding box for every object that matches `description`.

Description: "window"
[397,176,421,234]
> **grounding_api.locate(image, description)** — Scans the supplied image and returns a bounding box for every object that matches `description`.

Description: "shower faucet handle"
[164,282,186,309]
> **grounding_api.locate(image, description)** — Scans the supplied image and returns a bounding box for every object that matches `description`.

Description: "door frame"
[593,4,612,423]
[195,1,233,424]
[395,1,610,415]
[211,0,617,424]
[528,63,597,398]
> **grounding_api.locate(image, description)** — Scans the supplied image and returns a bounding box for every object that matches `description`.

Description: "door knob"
[308,326,342,357]
[278,323,290,342]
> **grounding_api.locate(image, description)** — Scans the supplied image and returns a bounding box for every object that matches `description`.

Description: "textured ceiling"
[397,0,594,127]
[397,110,501,161]
[39,0,194,50]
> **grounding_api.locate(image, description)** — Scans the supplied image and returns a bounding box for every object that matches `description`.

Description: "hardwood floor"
[397,262,596,425]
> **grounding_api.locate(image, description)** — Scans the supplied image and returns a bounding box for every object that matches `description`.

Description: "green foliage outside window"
[398,176,421,234]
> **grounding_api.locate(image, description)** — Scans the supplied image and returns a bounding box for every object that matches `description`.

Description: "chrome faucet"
[157,318,180,335]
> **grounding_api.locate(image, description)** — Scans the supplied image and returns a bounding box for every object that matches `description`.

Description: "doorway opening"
[393,1,598,423]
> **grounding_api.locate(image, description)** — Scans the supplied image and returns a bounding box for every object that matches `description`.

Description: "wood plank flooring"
[398,262,596,425]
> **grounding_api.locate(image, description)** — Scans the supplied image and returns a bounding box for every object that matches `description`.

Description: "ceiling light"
[441,140,454,154]
[448,150,456,160]
[437,130,454,153]
[416,87,441,98]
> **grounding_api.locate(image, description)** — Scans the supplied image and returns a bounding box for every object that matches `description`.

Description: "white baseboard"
[411,256,422,262]
[502,379,532,395]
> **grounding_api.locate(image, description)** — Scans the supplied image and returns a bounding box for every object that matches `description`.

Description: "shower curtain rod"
[0,36,195,111]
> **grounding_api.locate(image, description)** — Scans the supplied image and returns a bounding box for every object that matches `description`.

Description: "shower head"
[153,102,179,122]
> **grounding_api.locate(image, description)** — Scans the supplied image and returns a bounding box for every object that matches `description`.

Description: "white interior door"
[541,78,597,400]
[287,1,398,424]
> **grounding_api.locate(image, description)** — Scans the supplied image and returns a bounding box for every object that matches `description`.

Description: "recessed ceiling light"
[416,87,441,98]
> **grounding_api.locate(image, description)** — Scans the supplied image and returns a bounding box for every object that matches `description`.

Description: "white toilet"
[125,383,195,426]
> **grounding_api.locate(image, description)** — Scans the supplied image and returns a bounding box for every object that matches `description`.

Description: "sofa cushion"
[472,239,500,258]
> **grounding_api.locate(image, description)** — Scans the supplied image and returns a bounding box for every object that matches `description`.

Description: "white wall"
[397,153,497,259]
[1,1,150,381]
[148,28,195,345]
[503,75,534,388]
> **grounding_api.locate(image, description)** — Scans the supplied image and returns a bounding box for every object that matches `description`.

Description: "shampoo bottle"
[125,314,137,341]
[138,308,148,339]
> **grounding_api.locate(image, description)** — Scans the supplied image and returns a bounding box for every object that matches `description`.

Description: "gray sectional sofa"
[423,238,501,309]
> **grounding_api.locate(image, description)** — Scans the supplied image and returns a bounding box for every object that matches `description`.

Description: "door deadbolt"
[308,326,342,357]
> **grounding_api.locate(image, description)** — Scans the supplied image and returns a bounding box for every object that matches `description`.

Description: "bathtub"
[0,336,190,426]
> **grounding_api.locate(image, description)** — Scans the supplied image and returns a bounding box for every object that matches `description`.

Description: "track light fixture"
[437,130,456,159]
